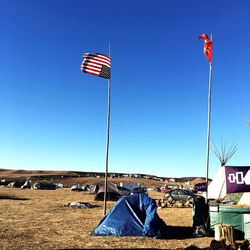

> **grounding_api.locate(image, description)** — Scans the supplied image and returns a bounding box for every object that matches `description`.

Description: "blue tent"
[91,194,168,238]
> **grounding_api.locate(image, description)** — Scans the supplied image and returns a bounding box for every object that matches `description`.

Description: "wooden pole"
[103,43,111,215]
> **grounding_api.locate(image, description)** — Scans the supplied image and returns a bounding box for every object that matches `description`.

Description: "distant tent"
[94,182,122,201]
[70,184,84,192]
[70,184,94,192]
[8,181,26,188]
[89,184,99,194]
[0,179,10,186]
[91,194,168,238]
[119,182,140,191]
[32,182,57,190]
[81,184,97,193]
[21,180,31,189]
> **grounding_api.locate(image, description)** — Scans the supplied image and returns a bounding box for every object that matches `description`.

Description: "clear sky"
[0,0,250,178]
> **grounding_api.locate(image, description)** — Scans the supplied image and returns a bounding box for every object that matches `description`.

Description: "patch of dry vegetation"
[0,170,243,249]
[0,187,217,250]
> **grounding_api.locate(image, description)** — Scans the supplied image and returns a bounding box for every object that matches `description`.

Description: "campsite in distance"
[1,167,250,249]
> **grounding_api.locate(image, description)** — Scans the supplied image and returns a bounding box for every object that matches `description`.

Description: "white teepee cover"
[207,166,227,199]
[238,192,250,205]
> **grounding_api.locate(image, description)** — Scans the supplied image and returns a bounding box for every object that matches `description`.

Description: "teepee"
[238,193,250,205]
[207,140,238,200]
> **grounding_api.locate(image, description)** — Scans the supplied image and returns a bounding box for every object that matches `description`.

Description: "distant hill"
[0,168,209,181]
[0,168,210,188]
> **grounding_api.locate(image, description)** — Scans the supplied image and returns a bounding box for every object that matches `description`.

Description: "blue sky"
[0,0,249,178]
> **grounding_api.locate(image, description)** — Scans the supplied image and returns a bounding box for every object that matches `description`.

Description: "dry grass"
[0,170,243,249]
[0,187,219,250]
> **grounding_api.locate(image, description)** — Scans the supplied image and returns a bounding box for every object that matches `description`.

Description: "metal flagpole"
[205,34,212,203]
[103,43,111,215]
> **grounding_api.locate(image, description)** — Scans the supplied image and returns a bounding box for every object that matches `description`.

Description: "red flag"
[198,34,212,63]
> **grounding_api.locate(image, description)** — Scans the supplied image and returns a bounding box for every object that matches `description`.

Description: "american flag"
[80,53,111,79]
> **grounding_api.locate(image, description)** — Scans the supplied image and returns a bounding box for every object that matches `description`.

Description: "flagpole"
[103,43,111,215]
[205,34,212,203]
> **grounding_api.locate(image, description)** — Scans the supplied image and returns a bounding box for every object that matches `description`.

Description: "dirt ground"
[0,186,237,250]
[0,169,244,250]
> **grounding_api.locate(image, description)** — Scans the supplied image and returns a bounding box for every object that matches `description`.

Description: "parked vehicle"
[130,187,148,196]
[160,185,171,193]
[164,188,197,203]
[190,188,198,193]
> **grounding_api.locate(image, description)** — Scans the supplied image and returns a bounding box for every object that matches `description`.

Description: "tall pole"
[103,43,111,215]
[205,34,212,203]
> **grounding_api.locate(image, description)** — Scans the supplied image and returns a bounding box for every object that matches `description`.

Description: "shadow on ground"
[0,194,30,200]
[166,226,194,239]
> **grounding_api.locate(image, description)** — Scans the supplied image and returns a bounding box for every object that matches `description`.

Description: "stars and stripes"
[80,53,111,79]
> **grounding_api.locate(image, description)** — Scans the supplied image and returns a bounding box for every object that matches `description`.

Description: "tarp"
[91,194,168,238]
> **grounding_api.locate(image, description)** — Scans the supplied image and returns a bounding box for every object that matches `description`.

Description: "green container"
[244,214,250,240]
[209,205,250,240]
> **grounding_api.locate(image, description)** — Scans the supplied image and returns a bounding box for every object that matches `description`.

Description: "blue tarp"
[91,194,168,238]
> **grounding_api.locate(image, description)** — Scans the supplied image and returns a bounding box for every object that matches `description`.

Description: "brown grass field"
[0,170,244,249]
